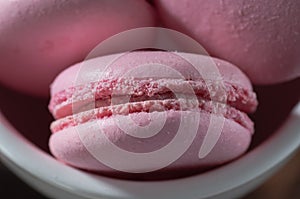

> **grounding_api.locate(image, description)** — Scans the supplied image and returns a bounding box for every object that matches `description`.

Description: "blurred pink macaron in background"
[48,51,258,180]
[154,0,300,84]
[0,0,156,96]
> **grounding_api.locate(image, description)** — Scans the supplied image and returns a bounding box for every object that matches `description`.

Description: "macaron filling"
[51,98,254,134]
[50,78,257,135]
[49,78,257,119]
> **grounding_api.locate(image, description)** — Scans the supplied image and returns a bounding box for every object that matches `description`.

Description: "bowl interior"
[0,78,299,199]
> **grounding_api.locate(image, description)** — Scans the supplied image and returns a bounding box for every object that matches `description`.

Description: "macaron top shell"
[50,51,253,94]
[154,0,300,84]
[0,0,156,96]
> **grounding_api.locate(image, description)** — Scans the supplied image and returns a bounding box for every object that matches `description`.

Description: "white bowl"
[0,101,300,199]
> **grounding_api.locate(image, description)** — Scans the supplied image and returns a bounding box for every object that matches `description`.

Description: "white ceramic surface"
[0,102,300,199]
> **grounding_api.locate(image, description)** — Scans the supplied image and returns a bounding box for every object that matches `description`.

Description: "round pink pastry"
[0,0,156,96]
[48,51,258,180]
[154,0,300,84]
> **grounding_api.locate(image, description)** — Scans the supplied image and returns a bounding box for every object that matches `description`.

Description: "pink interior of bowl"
[0,78,299,177]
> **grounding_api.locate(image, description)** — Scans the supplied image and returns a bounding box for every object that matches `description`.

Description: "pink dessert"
[0,0,156,96]
[154,0,300,84]
[48,51,258,180]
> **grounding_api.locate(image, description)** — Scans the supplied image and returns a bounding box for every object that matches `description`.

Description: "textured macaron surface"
[0,0,156,96]
[154,0,300,84]
[48,51,258,178]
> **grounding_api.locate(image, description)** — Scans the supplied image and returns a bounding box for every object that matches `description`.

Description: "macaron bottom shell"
[49,110,251,180]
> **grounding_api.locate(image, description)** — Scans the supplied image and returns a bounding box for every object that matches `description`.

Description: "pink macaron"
[48,51,258,180]
[154,0,300,84]
[0,0,156,96]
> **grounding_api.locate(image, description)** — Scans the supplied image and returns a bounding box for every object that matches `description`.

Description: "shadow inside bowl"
[0,85,52,153]
[250,78,300,149]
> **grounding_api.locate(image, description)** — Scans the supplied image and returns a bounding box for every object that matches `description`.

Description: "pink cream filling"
[50,98,254,134]
[49,78,258,119]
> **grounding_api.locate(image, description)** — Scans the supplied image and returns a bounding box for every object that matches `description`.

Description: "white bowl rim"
[0,102,299,199]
